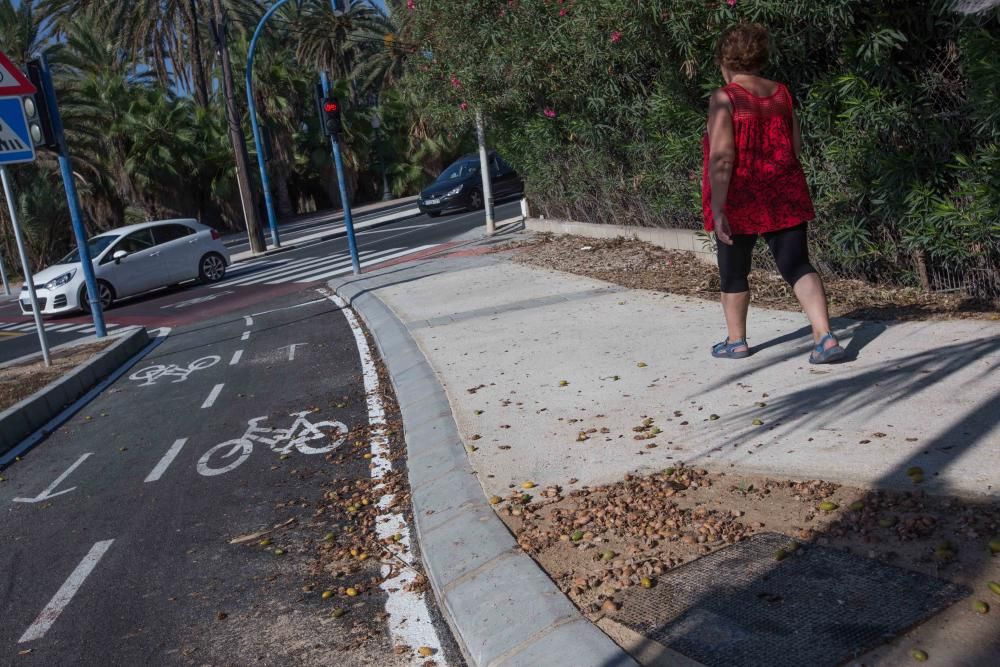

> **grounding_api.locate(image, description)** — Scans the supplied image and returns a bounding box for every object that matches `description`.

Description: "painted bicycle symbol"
[129,356,220,386]
[197,411,348,477]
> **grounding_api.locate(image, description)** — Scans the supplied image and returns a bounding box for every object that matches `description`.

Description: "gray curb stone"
[329,270,637,667]
[0,327,149,456]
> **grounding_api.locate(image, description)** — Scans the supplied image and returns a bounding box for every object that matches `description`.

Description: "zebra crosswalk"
[214,245,437,289]
[0,321,129,334]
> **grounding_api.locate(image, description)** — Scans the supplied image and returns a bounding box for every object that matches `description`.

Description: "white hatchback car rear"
[20,219,230,316]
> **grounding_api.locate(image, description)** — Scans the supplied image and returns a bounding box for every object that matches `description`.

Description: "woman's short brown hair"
[715,24,770,73]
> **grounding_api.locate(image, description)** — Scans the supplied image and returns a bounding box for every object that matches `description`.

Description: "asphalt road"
[0,200,522,665]
[0,199,521,363]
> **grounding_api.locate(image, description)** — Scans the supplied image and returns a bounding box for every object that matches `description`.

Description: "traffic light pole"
[475,110,496,236]
[321,73,360,275]
[35,55,106,338]
[0,249,10,295]
[245,0,289,249]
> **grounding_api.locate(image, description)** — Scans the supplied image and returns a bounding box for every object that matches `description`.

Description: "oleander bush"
[406,0,1000,294]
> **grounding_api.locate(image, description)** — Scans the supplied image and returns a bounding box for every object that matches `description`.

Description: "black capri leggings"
[717,223,817,293]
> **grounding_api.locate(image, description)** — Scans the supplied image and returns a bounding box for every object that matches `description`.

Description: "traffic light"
[24,60,59,150]
[322,97,342,137]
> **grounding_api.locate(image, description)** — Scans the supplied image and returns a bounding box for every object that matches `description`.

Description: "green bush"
[407,0,1000,291]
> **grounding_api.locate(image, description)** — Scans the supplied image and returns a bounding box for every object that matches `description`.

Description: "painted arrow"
[12,453,92,503]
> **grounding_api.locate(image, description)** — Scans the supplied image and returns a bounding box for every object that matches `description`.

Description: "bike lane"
[0,289,452,664]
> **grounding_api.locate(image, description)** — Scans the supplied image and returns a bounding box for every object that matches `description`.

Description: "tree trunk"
[188,0,210,108]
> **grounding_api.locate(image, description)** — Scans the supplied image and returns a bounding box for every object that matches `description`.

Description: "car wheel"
[468,190,483,210]
[80,281,115,311]
[198,253,227,284]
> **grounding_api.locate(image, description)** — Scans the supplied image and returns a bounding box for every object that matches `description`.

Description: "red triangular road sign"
[0,49,36,97]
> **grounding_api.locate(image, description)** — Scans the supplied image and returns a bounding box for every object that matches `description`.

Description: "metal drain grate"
[611,533,968,667]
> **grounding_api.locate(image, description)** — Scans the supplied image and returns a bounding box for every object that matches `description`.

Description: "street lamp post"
[370,112,392,201]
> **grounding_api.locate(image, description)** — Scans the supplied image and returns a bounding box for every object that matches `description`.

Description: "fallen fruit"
[973,600,989,614]
[417,647,434,657]
[910,474,925,484]
[488,495,502,505]
[558,380,569,387]
[879,516,898,528]
[332,608,346,618]
[323,533,335,541]
[600,550,615,562]
[357,553,369,561]
[785,541,800,553]
[849,501,864,511]
[773,549,788,561]
[818,501,839,512]
[910,648,928,662]
[571,530,584,542]
[322,590,334,599]
[752,418,764,426]
[640,577,655,588]
[906,466,924,477]
[601,599,620,613]
[988,581,1000,596]
[521,481,536,489]
[709,414,720,421]
[346,587,359,597]
[637,362,647,368]
[259,538,272,546]
[273,548,285,555]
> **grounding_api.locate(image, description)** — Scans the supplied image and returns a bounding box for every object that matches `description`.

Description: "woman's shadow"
[749,318,887,361]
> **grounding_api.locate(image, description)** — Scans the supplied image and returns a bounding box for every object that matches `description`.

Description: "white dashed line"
[19,539,115,643]
[241,331,250,341]
[243,315,253,326]
[322,289,447,662]
[201,383,224,409]
[144,438,188,483]
[229,349,243,365]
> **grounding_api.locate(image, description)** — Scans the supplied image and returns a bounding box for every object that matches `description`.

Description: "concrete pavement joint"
[328,264,637,667]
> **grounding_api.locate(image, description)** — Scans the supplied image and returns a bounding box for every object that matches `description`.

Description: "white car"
[20,219,230,316]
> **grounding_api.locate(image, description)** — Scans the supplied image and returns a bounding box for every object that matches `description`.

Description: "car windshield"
[58,235,119,263]
[435,160,480,182]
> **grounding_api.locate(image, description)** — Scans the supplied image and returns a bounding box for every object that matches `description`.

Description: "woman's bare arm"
[707,89,735,243]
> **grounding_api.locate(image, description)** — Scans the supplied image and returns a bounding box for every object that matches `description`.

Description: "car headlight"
[445,185,463,197]
[44,270,76,290]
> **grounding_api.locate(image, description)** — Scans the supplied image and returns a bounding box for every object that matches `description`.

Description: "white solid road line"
[322,289,447,663]
[144,438,188,483]
[18,539,115,643]
[229,349,243,365]
[201,383,224,409]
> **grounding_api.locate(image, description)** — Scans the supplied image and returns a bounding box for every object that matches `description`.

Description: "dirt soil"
[0,340,113,411]
[500,234,999,321]
[495,466,1000,663]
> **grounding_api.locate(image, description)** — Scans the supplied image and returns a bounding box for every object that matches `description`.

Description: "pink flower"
[610,30,622,43]
[459,102,468,111]
[450,75,461,88]
[543,107,556,118]
[559,8,568,16]
[407,0,415,9]
[727,0,736,5]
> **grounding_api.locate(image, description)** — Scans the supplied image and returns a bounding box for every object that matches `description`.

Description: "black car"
[418,152,524,217]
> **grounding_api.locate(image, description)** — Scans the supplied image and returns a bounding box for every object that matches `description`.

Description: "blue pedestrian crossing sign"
[0,97,35,165]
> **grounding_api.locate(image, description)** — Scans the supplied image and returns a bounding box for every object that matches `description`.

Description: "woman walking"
[703,23,845,364]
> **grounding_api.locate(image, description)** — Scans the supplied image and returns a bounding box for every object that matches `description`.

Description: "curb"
[0,327,149,457]
[329,273,637,667]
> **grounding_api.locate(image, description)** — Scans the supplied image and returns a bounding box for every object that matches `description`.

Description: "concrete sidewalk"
[331,244,999,666]
[364,253,999,498]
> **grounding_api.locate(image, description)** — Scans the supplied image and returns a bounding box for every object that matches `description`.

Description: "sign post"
[0,49,50,365]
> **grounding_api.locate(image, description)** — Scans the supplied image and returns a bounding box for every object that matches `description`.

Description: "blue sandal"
[712,337,750,359]
[809,332,846,364]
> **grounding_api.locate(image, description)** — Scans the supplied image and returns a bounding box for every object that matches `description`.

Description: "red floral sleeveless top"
[702,82,815,235]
